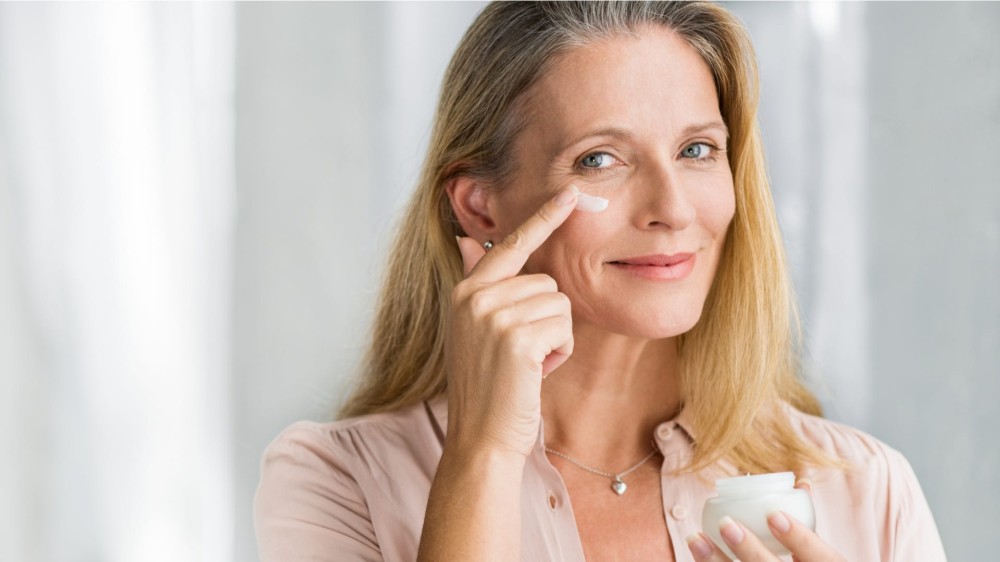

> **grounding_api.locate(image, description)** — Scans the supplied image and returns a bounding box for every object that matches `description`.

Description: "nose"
[633,160,696,231]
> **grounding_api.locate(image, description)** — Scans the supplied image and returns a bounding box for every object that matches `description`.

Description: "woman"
[254,2,946,561]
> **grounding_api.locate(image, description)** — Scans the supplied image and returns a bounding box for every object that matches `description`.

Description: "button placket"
[660,455,699,559]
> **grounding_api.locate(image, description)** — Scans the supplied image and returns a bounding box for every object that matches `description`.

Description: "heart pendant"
[611,478,627,496]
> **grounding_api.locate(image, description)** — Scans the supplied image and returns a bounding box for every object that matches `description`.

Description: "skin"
[420,25,846,562]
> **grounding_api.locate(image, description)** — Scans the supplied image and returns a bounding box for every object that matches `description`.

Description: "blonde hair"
[339,1,836,474]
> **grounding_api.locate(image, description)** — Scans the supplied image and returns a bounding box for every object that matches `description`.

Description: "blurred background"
[0,2,996,560]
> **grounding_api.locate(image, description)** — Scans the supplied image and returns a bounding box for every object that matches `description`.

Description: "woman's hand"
[686,480,846,562]
[686,512,845,562]
[446,185,580,459]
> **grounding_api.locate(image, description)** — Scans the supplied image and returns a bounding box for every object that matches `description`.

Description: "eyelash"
[575,142,725,175]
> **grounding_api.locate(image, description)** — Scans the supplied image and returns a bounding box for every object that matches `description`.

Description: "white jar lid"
[715,471,796,496]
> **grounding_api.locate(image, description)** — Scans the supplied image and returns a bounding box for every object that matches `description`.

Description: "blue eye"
[681,142,719,163]
[580,152,615,169]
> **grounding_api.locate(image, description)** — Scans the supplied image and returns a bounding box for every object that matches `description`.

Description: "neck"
[540,322,683,469]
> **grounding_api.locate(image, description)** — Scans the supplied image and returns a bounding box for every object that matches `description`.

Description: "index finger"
[468,184,580,283]
[767,511,843,562]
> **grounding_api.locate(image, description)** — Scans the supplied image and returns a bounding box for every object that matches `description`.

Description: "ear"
[446,175,498,243]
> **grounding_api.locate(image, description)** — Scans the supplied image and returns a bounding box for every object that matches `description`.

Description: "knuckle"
[467,290,493,316]
[450,283,469,308]
[524,274,557,293]
[547,314,571,330]
[489,307,512,330]
[538,274,558,292]
[497,324,523,347]
[555,291,571,309]
[500,228,527,251]
[534,205,556,225]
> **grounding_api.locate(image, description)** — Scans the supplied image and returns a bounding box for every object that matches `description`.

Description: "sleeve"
[254,422,383,562]
[881,445,948,561]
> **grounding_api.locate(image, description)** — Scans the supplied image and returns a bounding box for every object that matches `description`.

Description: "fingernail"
[795,477,813,491]
[575,192,608,213]
[719,516,745,545]
[686,533,713,558]
[767,510,791,534]
[555,184,579,206]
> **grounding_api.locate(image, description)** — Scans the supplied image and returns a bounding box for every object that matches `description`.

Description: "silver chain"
[544,441,660,480]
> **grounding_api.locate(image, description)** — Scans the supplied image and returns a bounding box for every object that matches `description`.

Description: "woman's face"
[495,25,736,339]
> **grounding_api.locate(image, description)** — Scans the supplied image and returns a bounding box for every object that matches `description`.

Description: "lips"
[609,253,694,267]
[607,253,697,281]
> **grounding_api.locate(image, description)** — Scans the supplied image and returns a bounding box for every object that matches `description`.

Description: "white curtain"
[0,3,234,561]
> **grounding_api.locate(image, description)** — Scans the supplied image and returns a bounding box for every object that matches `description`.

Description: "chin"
[584,302,707,340]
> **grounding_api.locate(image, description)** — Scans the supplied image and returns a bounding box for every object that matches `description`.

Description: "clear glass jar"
[702,472,815,558]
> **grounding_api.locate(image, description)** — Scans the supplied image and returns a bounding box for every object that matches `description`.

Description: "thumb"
[794,477,813,496]
[541,351,571,379]
[457,236,487,277]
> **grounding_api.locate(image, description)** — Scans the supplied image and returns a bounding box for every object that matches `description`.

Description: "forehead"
[521,25,723,154]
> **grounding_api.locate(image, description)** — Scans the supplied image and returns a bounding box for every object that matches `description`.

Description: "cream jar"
[702,472,815,558]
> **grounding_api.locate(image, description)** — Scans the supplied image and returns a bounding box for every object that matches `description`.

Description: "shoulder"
[259,398,444,488]
[254,398,446,562]
[779,403,946,561]
[781,402,922,500]
[781,403,908,471]
[263,401,430,458]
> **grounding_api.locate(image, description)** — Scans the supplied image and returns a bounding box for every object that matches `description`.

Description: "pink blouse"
[254,394,946,561]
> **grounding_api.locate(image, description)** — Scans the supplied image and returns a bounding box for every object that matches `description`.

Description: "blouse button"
[656,424,675,441]
[548,493,558,510]
[670,504,688,520]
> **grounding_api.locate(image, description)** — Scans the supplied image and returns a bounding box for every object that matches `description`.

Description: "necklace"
[544,442,660,496]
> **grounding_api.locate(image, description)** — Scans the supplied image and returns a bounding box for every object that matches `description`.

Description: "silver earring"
[483,240,494,250]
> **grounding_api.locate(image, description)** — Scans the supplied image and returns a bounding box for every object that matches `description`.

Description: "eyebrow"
[682,120,730,139]
[555,120,730,157]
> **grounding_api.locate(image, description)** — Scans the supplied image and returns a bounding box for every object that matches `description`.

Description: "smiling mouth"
[607,253,696,281]
[608,253,694,267]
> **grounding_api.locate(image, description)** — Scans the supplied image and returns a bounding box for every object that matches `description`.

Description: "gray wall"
[234,2,999,559]
[864,3,999,556]
[729,3,1000,560]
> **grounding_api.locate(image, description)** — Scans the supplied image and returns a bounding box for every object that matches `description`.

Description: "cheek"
[697,179,737,237]
[522,211,613,278]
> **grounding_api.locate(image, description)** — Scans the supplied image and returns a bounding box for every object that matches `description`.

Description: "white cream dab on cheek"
[575,191,609,213]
